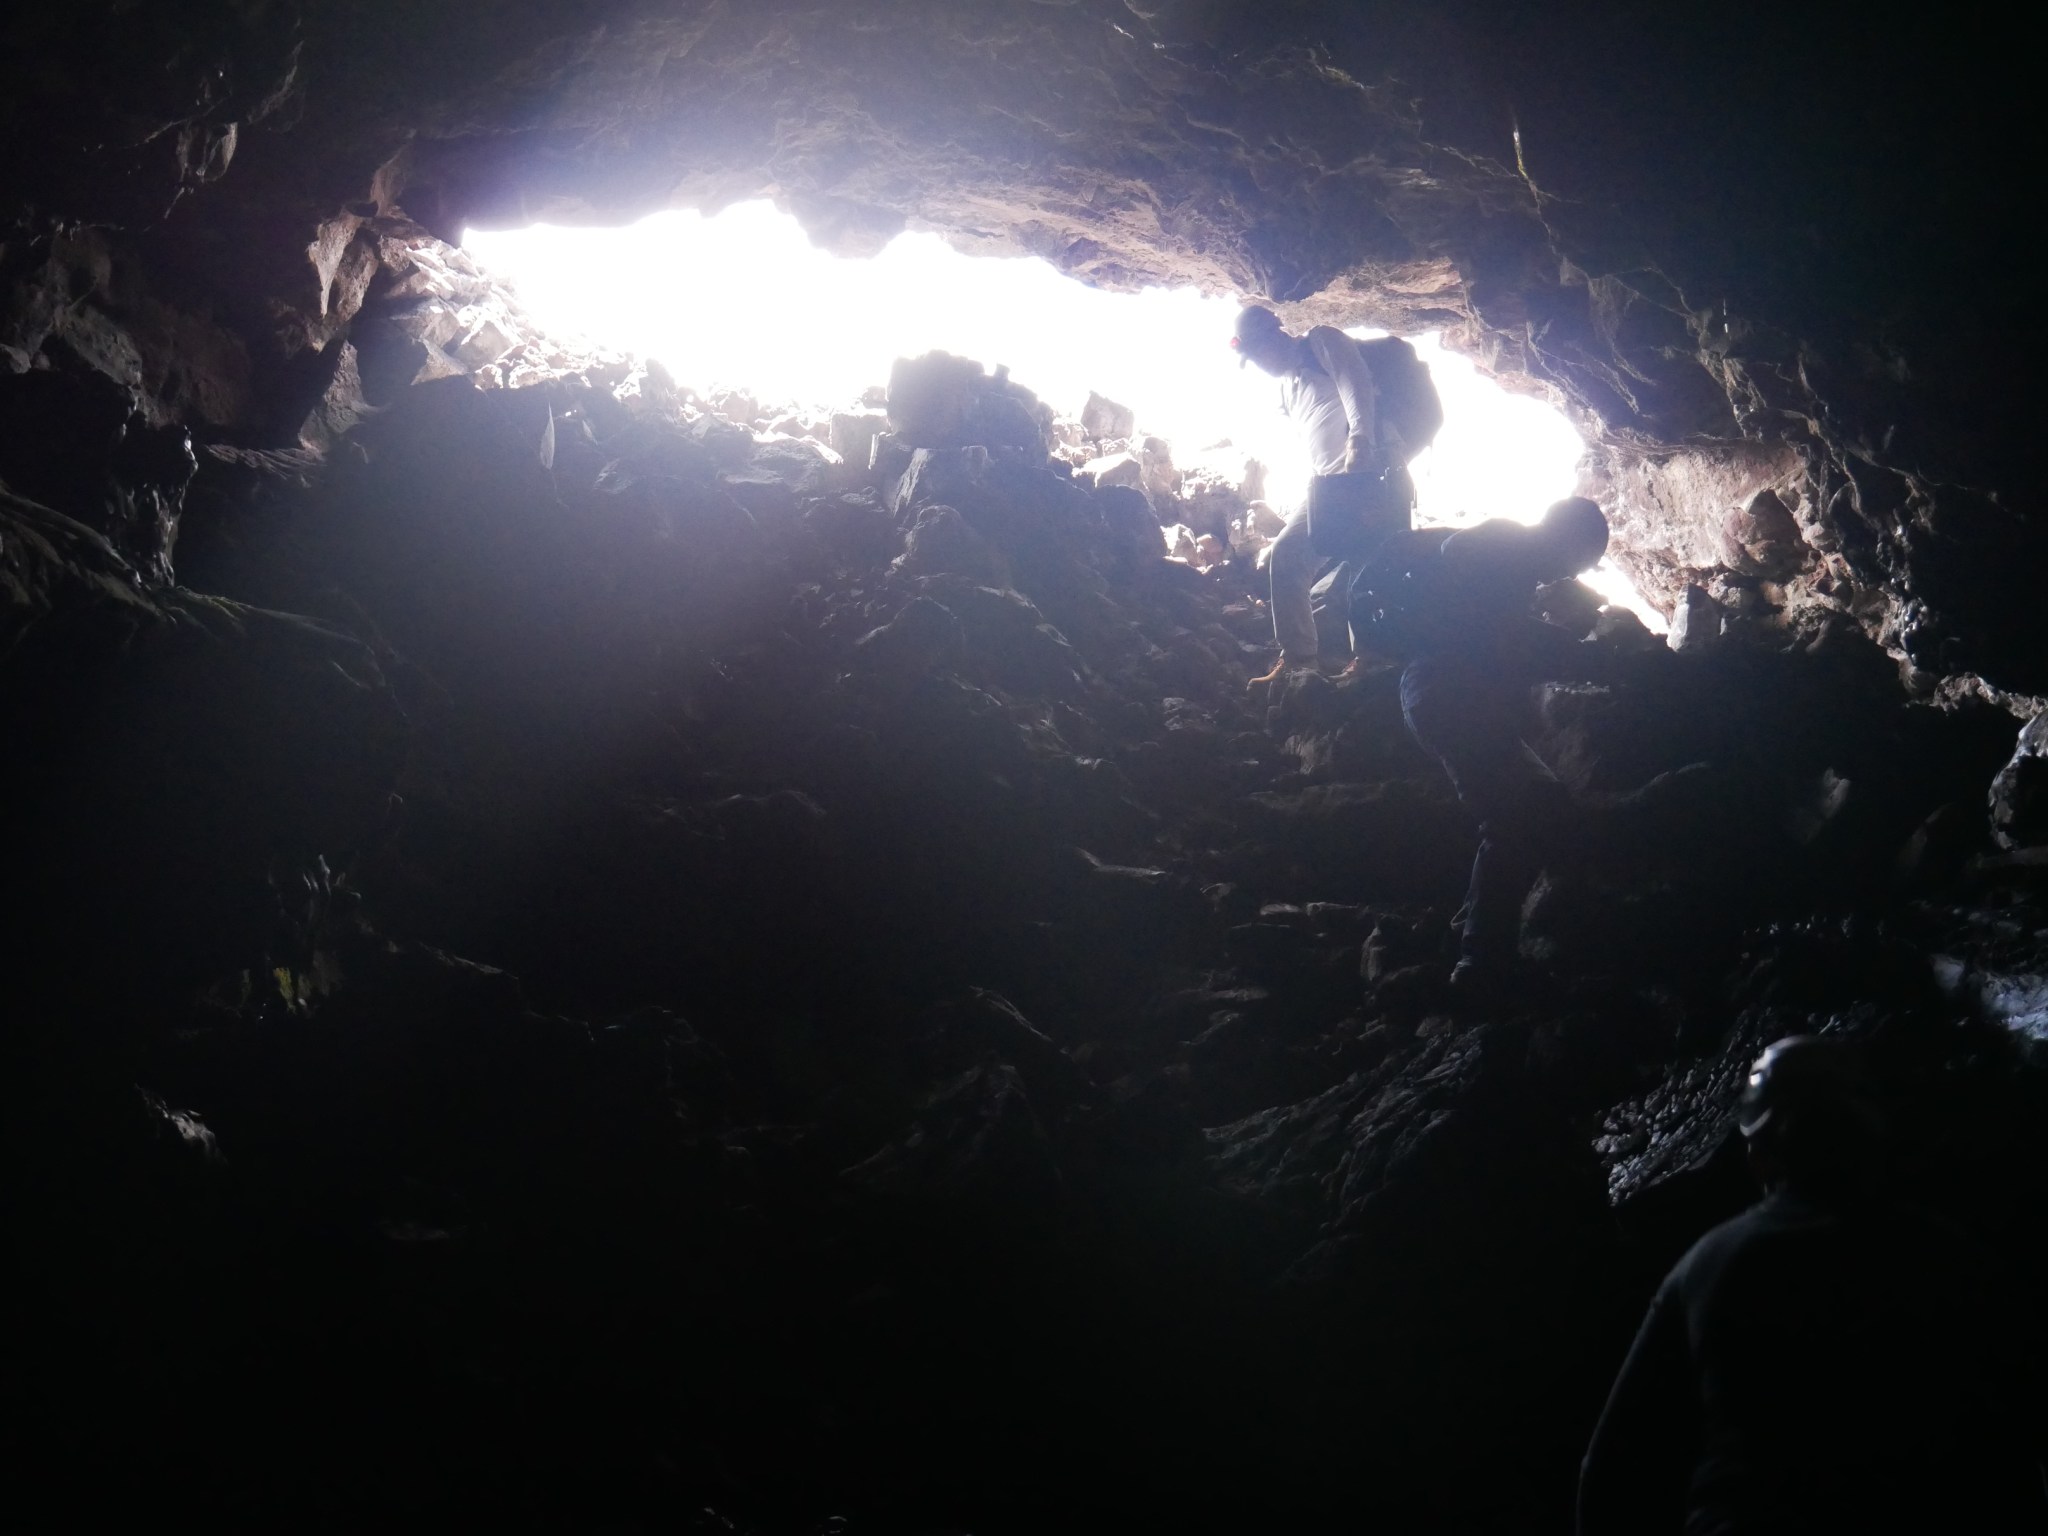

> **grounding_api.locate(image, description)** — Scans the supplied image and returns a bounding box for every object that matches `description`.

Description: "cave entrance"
[463,202,1659,627]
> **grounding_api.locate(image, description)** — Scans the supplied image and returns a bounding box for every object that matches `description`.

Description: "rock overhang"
[3,0,2044,697]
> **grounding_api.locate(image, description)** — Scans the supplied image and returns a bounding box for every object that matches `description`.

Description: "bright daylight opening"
[464,202,1663,629]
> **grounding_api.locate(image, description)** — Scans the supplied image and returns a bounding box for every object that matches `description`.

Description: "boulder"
[1719,487,1806,578]
[1533,577,1602,638]
[892,444,989,517]
[1991,712,2048,850]
[1591,604,1664,652]
[1080,390,1135,441]
[707,386,761,424]
[892,502,1008,584]
[1668,584,1723,652]
[887,350,1051,455]
[915,578,1088,698]
[828,409,888,465]
[852,594,967,678]
[1177,472,1246,545]
[1095,484,1167,573]
[451,310,518,370]
[1083,451,1145,493]
[1138,434,1181,505]
[803,489,903,570]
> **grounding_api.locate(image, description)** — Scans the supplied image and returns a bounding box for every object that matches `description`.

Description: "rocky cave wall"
[6,4,2047,1533]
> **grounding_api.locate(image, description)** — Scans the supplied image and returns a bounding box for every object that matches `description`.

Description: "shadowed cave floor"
[8,366,2046,1535]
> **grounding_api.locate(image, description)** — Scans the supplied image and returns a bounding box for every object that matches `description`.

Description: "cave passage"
[14,6,2048,1531]
[463,202,1659,625]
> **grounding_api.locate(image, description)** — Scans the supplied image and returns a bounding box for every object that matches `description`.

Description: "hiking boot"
[1248,653,1308,687]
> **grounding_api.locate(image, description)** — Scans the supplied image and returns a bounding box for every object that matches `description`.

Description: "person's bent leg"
[1403,657,1542,975]
[1317,558,1359,670]
[1461,823,1543,969]
[1401,658,1517,794]
[1265,508,1320,666]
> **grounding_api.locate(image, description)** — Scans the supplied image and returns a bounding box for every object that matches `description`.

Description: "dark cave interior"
[4,4,2046,1532]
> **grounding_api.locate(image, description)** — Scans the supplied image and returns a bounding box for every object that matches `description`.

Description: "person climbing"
[1351,496,1614,990]
[1578,1034,2048,1536]
[1229,304,1440,685]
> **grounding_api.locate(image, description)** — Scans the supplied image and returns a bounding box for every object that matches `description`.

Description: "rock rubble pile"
[10,316,2048,1530]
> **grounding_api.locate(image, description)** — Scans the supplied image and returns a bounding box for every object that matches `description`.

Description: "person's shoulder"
[1443,517,1528,543]
[1303,325,1364,360]
[1439,517,1532,565]
[1665,1197,1783,1289]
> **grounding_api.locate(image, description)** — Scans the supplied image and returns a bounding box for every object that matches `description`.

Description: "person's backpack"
[1357,336,1443,465]
[1348,525,1456,660]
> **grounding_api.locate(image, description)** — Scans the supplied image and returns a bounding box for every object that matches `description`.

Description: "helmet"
[1737,1034,1883,1146]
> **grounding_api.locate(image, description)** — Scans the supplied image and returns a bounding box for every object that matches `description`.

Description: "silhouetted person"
[1230,304,1414,684]
[1355,497,1612,988]
[1579,1035,2048,1535]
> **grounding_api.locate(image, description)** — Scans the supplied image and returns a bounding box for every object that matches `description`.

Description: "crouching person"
[1355,496,1614,991]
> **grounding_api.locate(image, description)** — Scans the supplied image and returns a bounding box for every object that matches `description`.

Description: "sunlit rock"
[1080,390,1135,442]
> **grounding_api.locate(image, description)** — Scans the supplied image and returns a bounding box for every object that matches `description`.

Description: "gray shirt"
[1278,325,1379,476]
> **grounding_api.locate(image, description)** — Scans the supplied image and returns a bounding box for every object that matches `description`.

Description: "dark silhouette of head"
[1534,496,1610,581]
[1738,1034,1886,1198]
[1231,303,1300,376]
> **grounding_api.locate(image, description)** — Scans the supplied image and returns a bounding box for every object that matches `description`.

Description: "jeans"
[1268,507,1330,661]
[1269,467,1415,661]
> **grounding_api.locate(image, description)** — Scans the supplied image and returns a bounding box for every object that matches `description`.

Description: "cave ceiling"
[2,0,2041,693]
